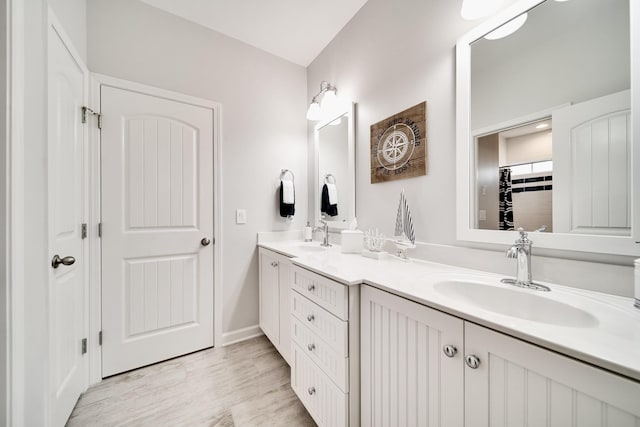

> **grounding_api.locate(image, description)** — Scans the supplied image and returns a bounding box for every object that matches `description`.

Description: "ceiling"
[139,0,369,67]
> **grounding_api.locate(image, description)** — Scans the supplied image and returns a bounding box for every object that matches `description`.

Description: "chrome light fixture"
[306,81,338,121]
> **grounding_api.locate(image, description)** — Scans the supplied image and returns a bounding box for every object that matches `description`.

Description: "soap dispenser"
[304,221,313,242]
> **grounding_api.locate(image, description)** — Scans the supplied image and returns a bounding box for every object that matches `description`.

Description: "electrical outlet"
[479,210,487,221]
[236,209,247,224]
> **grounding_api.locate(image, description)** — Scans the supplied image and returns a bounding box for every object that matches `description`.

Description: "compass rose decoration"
[370,102,427,183]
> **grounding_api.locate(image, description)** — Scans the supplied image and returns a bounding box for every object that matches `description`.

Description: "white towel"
[281,180,295,204]
[326,183,338,205]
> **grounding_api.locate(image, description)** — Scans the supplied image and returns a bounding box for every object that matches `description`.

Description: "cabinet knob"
[306,314,315,322]
[308,387,316,396]
[308,284,316,292]
[271,261,278,267]
[465,354,481,369]
[307,343,315,351]
[442,345,457,358]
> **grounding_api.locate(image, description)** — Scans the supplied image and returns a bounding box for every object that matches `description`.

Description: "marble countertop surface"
[258,239,640,382]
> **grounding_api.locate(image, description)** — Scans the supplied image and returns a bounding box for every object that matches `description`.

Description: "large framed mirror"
[313,103,356,230]
[456,0,640,256]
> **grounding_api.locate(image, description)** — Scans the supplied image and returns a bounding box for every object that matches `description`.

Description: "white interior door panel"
[47,17,88,427]
[101,85,215,377]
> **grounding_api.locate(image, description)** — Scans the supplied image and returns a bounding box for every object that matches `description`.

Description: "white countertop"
[258,240,640,382]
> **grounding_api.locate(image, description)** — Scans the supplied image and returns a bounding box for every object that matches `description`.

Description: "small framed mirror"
[313,103,356,230]
[456,0,640,256]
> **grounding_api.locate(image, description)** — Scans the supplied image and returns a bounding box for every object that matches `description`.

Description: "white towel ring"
[280,169,294,182]
[324,174,336,184]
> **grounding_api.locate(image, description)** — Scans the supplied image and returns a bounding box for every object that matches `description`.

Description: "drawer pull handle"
[307,343,315,351]
[308,284,316,292]
[308,387,316,396]
[271,261,278,267]
[465,354,481,369]
[307,314,315,322]
[443,345,457,358]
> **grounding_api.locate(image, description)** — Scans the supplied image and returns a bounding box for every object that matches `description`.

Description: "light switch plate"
[479,210,487,221]
[236,209,247,224]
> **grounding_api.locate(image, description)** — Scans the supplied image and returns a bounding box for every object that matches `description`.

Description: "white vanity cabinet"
[360,285,464,426]
[290,265,360,427]
[258,247,292,365]
[361,285,640,427]
[464,322,640,427]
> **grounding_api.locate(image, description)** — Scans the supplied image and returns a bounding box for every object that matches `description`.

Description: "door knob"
[51,255,75,269]
[201,238,211,247]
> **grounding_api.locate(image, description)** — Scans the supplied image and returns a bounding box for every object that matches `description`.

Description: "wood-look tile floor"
[67,336,316,426]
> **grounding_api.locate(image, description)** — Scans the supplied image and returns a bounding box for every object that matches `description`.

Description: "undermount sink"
[433,279,599,328]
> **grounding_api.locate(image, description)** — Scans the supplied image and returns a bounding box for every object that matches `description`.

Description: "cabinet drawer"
[291,316,349,392]
[291,291,348,356]
[291,265,348,320]
[292,344,348,427]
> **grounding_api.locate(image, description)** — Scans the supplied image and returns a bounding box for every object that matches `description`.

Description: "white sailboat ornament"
[393,189,416,260]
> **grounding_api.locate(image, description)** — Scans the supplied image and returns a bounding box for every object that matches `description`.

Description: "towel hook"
[280,169,294,181]
[324,173,336,184]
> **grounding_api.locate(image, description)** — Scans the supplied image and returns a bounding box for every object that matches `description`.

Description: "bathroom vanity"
[258,239,640,427]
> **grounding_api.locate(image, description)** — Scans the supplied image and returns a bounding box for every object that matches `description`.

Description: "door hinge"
[81,338,87,355]
[82,223,87,239]
[82,106,102,129]
[98,330,103,346]
[98,223,102,238]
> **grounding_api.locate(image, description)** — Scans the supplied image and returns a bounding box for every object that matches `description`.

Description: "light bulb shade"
[306,101,321,121]
[461,0,508,20]
[484,13,528,40]
[321,89,338,116]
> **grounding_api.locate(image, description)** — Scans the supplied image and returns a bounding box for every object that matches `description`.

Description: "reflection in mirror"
[314,104,356,229]
[470,0,630,237]
[476,118,553,232]
[456,0,639,255]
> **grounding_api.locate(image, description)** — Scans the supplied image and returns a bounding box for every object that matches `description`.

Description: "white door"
[553,90,631,235]
[464,322,640,426]
[101,84,215,376]
[47,17,88,427]
[360,285,464,427]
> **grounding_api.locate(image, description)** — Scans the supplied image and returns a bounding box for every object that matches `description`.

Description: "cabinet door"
[259,248,280,346]
[465,322,640,427]
[361,285,464,427]
[278,257,291,365]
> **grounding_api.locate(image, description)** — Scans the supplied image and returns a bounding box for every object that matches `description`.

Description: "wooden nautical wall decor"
[370,102,427,183]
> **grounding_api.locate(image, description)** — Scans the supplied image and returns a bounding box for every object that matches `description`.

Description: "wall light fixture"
[306,81,338,121]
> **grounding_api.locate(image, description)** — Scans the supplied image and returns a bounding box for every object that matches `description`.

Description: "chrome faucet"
[313,221,332,247]
[501,228,550,292]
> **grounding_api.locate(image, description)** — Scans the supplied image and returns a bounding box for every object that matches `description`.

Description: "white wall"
[1,0,7,422]
[307,0,637,296]
[308,0,478,247]
[503,131,552,166]
[87,0,308,338]
[22,1,50,425]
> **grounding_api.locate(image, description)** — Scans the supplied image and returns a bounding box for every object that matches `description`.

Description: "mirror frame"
[313,102,356,230]
[456,0,640,256]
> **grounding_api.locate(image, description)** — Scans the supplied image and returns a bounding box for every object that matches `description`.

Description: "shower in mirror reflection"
[477,118,553,232]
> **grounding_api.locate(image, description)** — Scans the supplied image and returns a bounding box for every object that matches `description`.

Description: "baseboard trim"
[220,325,264,346]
